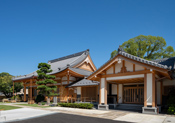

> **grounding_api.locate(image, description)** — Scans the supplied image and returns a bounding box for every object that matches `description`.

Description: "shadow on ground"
[8,113,131,123]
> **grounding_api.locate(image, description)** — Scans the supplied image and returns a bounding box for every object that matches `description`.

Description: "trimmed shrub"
[58,103,94,109]
[35,94,45,103]
[168,105,175,115]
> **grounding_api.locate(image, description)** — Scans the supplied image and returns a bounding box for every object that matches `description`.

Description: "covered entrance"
[123,84,144,104]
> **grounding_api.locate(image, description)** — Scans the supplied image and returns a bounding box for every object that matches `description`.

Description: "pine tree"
[36,63,57,105]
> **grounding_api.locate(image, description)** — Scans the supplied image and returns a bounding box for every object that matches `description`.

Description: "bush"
[11,95,22,101]
[41,102,46,105]
[58,103,94,109]
[168,105,175,115]
[35,94,45,103]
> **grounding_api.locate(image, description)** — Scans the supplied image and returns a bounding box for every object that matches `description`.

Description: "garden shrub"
[41,102,46,105]
[11,95,22,101]
[58,103,94,109]
[167,87,175,114]
[168,105,175,115]
[35,94,45,103]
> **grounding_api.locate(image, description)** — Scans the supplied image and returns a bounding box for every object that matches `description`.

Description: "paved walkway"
[1,103,175,123]
[0,108,57,122]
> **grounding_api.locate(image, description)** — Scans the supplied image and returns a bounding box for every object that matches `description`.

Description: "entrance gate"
[123,84,144,104]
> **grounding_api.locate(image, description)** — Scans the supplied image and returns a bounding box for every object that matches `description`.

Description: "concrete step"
[109,104,143,111]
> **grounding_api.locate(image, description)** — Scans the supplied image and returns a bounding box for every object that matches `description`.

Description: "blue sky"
[0,0,175,76]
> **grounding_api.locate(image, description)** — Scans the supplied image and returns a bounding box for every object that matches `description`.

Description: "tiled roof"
[88,47,171,78]
[153,57,175,70]
[67,79,99,87]
[118,51,170,70]
[12,49,89,81]
[69,68,92,77]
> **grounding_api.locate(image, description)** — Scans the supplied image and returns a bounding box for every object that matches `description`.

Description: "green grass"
[0,105,21,110]
[16,104,49,108]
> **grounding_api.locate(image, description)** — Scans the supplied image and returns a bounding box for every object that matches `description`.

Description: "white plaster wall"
[77,87,81,95]
[62,76,67,80]
[115,62,122,73]
[70,76,76,81]
[135,64,144,71]
[163,79,175,86]
[107,67,113,74]
[118,84,123,103]
[106,74,144,81]
[112,84,117,95]
[62,81,68,84]
[125,60,133,72]
[101,78,105,103]
[157,82,161,105]
[147,73,152,105]
[61,76,76,81]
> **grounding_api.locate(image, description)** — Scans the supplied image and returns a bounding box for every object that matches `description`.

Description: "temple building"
[12,47,175,114]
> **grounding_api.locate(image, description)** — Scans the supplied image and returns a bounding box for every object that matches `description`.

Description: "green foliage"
[167,87,175,114]
[111,35,175,60]
[41,102,46,105]
[168,106,175,115]
[11,95,22,101]
[36,63,57,98]
[35,94,45,103]
[58,103,94,109]
[0,72,23,98]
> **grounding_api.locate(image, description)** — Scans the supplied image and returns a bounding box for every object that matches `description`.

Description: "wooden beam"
[144,74,147,107]
[101,69,151,78]
[156,76,167,82]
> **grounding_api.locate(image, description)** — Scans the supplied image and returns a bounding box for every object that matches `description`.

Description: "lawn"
[16,104,49,108]
[0,105,21,110]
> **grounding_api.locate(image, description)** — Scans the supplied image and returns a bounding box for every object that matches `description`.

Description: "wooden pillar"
[67,74,70,97]
[30,79,32,100]
[23,83,26,101]
[144,74,147,107]
[96,85,98,102]
[152,73,156,107]
[104,78,107,105]
[99,79,101,104]
[13,81,14,100]
[160,81,163,105]
[117,84,119,103]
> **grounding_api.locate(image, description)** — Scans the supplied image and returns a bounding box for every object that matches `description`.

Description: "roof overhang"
[87,54,171,80]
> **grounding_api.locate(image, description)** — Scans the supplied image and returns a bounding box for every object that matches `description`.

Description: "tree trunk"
[47,97,50,105]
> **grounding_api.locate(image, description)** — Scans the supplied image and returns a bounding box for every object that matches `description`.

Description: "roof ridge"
[48,49,89,63]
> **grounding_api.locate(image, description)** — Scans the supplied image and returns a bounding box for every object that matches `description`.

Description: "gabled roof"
[12,49,90,81]
[88,47,171,80]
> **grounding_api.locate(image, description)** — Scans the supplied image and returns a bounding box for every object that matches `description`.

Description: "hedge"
[58,103,94,109]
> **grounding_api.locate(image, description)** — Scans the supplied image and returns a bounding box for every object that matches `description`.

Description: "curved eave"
[13,76,37,82]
